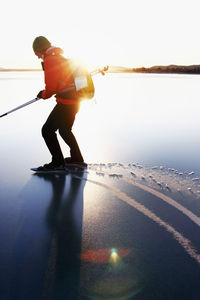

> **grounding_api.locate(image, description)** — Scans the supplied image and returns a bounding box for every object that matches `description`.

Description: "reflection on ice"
[9,170,87,300]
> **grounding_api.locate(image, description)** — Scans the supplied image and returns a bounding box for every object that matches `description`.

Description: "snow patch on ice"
[88,162,200,200]
[188,171,195,176]
[109,173,123,179]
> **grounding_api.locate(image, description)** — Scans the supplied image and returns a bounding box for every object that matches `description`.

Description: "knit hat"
[32,36,51,53]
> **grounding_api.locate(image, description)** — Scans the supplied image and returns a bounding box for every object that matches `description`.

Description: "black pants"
[42,103,83,164]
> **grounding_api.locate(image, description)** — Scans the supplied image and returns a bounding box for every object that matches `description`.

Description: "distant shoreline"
[1,64,200,75]
[0,69,42,72]
[132,65,200,75]
[107,64,200,75]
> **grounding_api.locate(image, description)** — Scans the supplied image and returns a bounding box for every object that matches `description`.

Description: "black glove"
[37,90,44,98]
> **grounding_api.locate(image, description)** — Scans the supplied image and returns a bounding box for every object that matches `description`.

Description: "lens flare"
[110,248,120,264]
[81,248,130,263]
[80,248,143,299]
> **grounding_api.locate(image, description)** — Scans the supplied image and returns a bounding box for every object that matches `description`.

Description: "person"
[32,36,86,170]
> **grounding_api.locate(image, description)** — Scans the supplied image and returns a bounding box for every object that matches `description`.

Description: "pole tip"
[0,113,7,118]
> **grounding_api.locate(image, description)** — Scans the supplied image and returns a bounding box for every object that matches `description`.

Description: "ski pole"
[0,97,40,118]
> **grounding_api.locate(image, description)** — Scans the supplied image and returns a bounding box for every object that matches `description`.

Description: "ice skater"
[32,36,86,171]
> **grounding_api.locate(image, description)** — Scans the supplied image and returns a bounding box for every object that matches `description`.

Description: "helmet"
[32,36,51,53]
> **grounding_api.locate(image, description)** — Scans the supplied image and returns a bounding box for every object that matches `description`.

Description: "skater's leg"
[59,127,84,162]
[58,104,84,163]
[42,104,65,165]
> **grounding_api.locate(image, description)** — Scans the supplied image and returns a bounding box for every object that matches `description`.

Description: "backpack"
[57,58,95,101]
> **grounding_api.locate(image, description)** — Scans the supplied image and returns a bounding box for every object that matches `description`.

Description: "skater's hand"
[37,90,44,99]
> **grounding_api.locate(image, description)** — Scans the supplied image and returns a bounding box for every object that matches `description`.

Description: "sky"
[1,0,200,69]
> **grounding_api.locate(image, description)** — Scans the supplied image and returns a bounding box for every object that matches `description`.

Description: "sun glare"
[61,31,113,70]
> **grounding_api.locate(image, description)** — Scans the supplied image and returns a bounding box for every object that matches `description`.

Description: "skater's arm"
[41,56,61,99]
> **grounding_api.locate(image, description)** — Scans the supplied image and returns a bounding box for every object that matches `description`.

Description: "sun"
[64,44,107,70]
[61,32,111,71]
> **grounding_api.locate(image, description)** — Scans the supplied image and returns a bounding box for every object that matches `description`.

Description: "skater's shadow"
[38,170,87,299]
[9,169,87,300]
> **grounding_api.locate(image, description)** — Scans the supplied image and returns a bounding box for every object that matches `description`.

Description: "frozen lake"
[1,71,200,299]
[1,71,200,174]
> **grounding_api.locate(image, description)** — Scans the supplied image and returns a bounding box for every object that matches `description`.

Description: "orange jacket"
[41,47,77,104]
